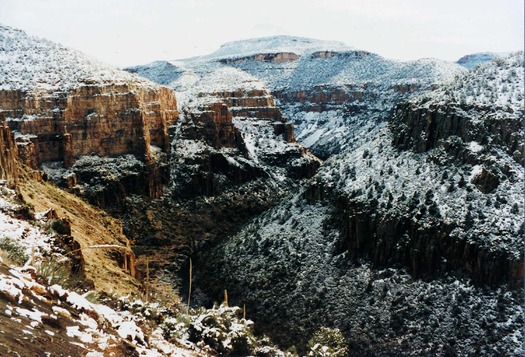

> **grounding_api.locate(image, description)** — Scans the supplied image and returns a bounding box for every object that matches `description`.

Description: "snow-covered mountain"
[192,52,524,356]
[456,52,509,70]
[0,25,152,92]
[206,35,353,60]
[127,35,466,158]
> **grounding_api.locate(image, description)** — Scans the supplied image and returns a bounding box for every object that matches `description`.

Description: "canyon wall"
[0,114,18,185]
[0,84,178,205]
[1,84,177,167]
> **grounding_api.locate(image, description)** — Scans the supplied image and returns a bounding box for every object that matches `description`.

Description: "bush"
[0,236,29,266]
[49,218,71,235]
[308,327,349,357]
[36,259,84,291]
[162,304,257,356]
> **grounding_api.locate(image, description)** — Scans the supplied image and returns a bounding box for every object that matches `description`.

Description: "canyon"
[0,26,523,356]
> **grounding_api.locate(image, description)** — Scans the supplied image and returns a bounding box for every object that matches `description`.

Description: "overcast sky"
[1,0,523,67]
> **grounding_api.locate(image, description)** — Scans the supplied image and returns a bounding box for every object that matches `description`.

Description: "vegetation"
[0,236,29,266]
[35,258,85,291]
[308,327,349,357]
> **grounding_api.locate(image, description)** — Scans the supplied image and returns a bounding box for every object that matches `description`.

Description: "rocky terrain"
[0,23,523,356]
[191,52,524,355]
[129,35,466,159]
[125,52,320,270]
[0,25,178,210]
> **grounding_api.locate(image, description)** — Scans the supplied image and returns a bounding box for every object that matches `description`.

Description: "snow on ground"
[417,51,524,111]
[127,34,466,96]
[456,52,510,70]
[0,182,56,261]
[0,25,155,92]
[0,263,200,356]
[126,35,466,158]
[204,35,353,59]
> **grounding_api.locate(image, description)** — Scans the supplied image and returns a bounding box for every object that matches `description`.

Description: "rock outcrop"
[220,52,300,64]
[0,26,179,208]
[4,84,177,206]
[122,65,320,273]
[196,37,466,158]
[0,114,18,185]
[2,85,177,167]
[392,102,523,163]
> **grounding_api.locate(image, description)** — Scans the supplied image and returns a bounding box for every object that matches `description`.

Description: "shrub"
[308,327,349,357]
[36,259,84,291]
[49,218,71,235]
[0,236,29,266]
[162,304,257,355]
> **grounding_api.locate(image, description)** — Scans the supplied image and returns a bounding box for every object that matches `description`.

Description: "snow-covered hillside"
[205,35,353,60]
[429,51,524,109]
[0,25,152,91]
[456,52,509,70]
[192,45,524,356]
[127,35,466,158]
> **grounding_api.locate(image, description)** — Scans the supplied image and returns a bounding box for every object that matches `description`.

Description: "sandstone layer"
[0,114,18,185]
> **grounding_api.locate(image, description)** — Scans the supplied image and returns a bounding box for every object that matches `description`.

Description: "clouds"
[0,0,522,67]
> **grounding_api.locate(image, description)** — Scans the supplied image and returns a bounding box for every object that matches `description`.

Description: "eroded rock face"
[391,102,524,164]
[220,52,300,64]
[1,84,178,208]
[0,115,18,185]
[0,25,180,206]
[190,53,524,356]
[2,84,177,167]
[123,81,320,275]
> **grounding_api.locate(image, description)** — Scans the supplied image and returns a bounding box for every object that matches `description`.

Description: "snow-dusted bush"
[307,327,348,357]
[162,304,257,355]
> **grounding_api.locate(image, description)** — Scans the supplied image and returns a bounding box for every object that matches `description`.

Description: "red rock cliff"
[1,84,178,168]
[0,114,18,186]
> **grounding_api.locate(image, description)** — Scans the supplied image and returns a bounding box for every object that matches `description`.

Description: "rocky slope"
[124,63,320,273]
[0,94,290,357]
[129,35,466,159]
[0,26,178,209]
[0,24,319,295]
[192,52,524,355]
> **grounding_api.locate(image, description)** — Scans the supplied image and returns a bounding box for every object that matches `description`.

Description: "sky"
[0,0,523,67]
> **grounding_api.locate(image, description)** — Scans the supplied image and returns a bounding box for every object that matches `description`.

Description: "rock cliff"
[123,64,320,271]
[0,26,178,208]
[0,114,18,185]
[3,85,177,166]
[130,36,466,159]
[206,37,465,158]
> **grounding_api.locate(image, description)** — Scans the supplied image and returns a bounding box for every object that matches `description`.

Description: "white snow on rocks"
[0,25,155,92]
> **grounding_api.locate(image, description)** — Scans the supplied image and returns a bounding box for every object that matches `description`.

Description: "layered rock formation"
[210,38,465,158]
[220,52,300,64]
[0,114,18,185]
[130,36,466,159]
[0,26,178,208]
[123,66,320,271]
[3,85,177,166]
